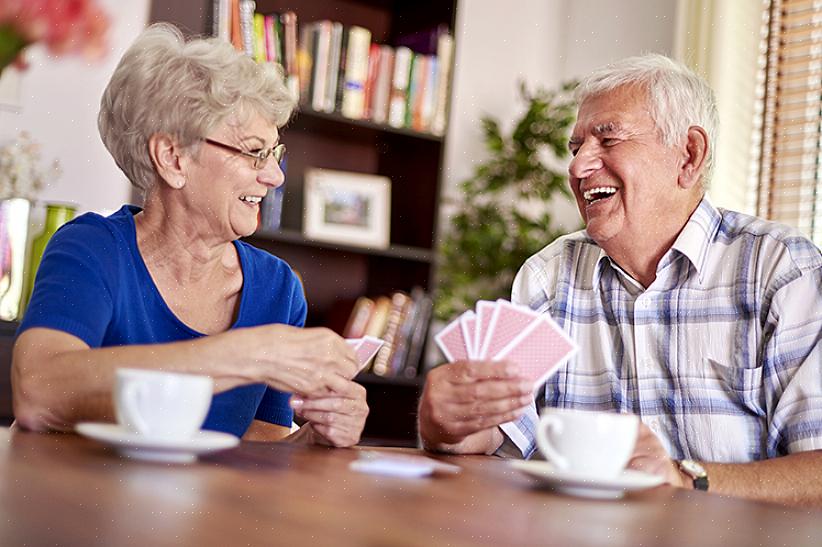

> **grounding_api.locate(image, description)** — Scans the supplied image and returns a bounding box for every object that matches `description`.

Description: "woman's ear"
[678,126,709,190]
[148,133,187,189]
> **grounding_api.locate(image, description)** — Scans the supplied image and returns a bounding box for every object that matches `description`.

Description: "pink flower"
[0,0,109,70]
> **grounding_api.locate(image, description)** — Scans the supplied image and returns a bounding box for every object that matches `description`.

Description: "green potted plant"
[435,81,578,320]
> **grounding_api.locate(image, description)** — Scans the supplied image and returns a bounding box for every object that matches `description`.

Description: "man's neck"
[600,197,704,288]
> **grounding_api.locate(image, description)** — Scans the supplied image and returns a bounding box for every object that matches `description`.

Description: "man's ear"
[678,126,709,190]
[148,133,187,189]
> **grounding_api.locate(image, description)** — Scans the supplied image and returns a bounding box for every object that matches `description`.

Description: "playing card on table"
[346,336,385,371]
[434,311,471,362]
[493,314,577,389]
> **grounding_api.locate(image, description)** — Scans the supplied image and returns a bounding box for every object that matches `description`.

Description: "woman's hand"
[238,325,358,398]
[290,380,368,447]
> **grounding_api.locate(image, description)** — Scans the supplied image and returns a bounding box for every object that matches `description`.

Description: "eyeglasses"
[203,138,286,169]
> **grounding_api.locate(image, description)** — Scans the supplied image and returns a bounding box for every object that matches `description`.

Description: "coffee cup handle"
[536,416,569,470]
[122,382,150,435]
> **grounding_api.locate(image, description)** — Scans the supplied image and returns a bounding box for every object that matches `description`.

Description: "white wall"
[0,0,150,215]
[441,0,678,233]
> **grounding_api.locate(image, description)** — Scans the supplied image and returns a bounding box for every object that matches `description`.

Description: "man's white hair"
[575,53,718,183]
[98,23,296,195]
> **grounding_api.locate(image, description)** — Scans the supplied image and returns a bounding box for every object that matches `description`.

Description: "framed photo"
[303,168,391,249]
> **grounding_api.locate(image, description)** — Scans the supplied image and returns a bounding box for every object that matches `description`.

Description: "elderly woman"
[11,23,367,447]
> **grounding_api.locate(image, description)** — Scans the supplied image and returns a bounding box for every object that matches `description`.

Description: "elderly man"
[419,54,822,506]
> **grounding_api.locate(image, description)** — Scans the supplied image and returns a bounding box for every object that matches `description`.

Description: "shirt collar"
[588,197,721,290]
[670,197,722,283]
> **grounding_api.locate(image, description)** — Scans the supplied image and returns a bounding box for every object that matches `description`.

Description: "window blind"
[756,0,822,244]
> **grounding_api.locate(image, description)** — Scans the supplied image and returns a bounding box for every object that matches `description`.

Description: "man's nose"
[568,141,603,180]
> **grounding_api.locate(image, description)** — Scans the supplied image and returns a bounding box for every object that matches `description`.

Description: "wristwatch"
[678,459,709,491]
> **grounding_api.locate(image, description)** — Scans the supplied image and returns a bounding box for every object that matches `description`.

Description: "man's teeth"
[240,196,262,204]
[583,187,618,202]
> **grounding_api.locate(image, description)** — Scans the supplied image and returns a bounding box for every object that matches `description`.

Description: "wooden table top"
[0,427,820,546]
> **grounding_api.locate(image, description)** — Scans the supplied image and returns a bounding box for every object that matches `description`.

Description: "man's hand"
[290,380,368,448]
[626,422,687,488]
[418,360,533,453]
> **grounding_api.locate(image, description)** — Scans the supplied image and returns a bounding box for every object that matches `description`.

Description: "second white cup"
[536,409,639,479]
[114,368,213,440]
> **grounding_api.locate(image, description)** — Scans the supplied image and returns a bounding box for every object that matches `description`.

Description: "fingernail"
[290,397,304,409]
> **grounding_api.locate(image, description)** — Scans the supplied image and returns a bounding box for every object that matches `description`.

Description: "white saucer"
[76,422,239,464]
[510,460,665,499]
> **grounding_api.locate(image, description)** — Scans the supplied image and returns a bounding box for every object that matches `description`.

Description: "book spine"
[324,22,344,113]
[402,292,433,378]
[370,46,394,125]
[388,46,412,128]
[341,26,371,119]
[239,0,256,57]
[252,12,266,63]
[431,33,454,136]
[311,21,332,112]
[263,14,276,63]
[230,0,242,51]
[281,11,299,96]
[372,292,410,377]
[344,296,375,339]
[362,43,382,120]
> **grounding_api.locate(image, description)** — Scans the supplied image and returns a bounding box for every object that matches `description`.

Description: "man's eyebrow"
[592,122,621,136]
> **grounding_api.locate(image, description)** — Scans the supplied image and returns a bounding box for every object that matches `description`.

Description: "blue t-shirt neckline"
[120,204,250,337]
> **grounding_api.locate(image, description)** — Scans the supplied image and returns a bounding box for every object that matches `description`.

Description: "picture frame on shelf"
[303,168,391,249]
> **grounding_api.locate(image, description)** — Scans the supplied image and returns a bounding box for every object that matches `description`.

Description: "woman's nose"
[257,158,285,189]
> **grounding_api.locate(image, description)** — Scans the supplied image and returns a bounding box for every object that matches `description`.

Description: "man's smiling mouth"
[583,187,618,204]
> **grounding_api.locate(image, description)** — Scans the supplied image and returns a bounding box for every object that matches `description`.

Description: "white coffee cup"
[536,409,639,479]
[114,368,213,440]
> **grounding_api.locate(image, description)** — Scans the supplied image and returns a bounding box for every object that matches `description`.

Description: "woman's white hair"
[98,23,297,195]
[575,53,718,183]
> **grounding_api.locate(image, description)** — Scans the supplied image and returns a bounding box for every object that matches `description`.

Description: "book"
[364,295,391,338]
[263,14,280,64]
[213,0,231,41]
[402,289,433,378]
[370,46,394,125]
[311,21,332,112]
[388,46,413,128]
[321,22,343,113]
[229,0,242,51]
[281,11,299,96]
[431,33,454,136]
[371,291,410,376]
[344,296,375,339]
[341,26,371,119]
[252,12,266,63]
[239,0,256,57]
[362,43,382,120]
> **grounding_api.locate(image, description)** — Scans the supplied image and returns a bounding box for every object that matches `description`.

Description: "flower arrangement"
[0,0,109,73]
[0,132,61,200]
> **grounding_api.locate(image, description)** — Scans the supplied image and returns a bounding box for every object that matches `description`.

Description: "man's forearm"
[702,450,822,507]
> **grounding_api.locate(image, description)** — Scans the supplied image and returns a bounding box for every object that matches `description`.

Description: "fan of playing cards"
[435,300,578,389]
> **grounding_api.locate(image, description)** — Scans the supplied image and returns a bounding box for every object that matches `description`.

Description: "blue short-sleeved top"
[19,205,307,437]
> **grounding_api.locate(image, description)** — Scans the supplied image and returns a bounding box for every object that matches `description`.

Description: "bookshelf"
[150,0,456,445]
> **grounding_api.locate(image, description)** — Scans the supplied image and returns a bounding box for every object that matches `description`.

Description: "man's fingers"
[453,360,526,382]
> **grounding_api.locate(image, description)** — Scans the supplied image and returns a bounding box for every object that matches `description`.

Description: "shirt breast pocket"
[704,358,766,418]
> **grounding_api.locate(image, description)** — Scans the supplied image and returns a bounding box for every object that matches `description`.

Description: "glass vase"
[21,203,76,313]
[0,198,31,321]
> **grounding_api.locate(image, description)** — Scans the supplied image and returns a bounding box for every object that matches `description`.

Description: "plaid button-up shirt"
[500,198,822,463]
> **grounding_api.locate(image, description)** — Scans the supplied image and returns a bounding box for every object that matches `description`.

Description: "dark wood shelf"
[251,228,435,263]
[355,372,424,387]
[294,106,444,142]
